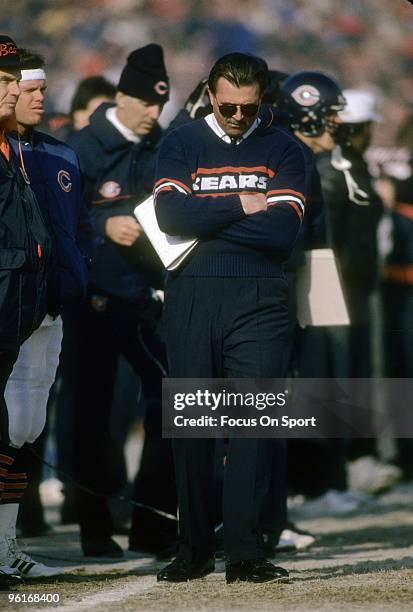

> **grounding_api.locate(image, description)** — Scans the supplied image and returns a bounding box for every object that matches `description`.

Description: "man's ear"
[207,87,214,106]
[116,91,125,108]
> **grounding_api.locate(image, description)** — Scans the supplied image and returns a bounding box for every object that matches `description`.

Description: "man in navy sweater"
[155,53,307,584]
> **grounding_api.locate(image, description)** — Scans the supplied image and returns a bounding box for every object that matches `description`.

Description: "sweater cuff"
[93,204,136,238]
[226,194,245,222]
[93,210,110,238]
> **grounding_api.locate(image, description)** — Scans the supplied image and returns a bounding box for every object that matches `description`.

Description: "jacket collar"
[204,112,260,144]
[105,107,141,144]
[89,102,162,152]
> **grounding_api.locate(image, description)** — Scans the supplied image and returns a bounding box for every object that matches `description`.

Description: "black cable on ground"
[27,446,177,522]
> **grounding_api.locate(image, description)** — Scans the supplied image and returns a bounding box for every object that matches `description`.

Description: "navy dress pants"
[164,276,290,564]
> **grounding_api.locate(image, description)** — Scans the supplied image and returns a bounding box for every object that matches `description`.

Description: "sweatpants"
[5,315,62,448]
[0,316,62,507]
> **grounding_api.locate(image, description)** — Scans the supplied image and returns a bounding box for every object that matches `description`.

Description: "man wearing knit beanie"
[0,34,22,585]
[66,44,177,559]
[118,44,169,104]
[0,36,53,584]
[0,35,20,133]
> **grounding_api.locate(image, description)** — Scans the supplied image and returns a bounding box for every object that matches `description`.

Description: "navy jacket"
[318,146,382,292]
[9,130,93,313]
[68,103,163,301]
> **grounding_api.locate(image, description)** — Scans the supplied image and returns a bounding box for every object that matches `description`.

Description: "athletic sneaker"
[301,489,374,516]
[264,523,315,555]
[276,527,315,551]
[0,564,20,576]
[0,537,64,579]
[0,563,21,585]
[348,456,401,495]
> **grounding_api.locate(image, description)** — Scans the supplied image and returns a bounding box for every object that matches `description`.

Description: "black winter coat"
[68,103,164,300]
[0,149,52,349]
[317,145,383,293]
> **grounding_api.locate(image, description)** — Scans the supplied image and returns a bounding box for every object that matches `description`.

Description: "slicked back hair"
[208,53,268,97]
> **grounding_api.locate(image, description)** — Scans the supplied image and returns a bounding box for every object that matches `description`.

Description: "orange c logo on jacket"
[57,170,72,192]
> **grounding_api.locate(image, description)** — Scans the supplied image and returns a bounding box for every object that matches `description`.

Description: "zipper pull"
[37,243,42,258]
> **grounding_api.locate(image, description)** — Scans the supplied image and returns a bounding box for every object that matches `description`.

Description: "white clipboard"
[296,248,350,327]
[134,195,198,271]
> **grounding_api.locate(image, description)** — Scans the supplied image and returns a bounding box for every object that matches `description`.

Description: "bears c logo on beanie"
[154,81,169,96]
[117,43,169,103]
[0,35,20,68]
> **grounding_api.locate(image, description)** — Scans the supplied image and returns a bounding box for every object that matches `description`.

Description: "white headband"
[20,68,47,81]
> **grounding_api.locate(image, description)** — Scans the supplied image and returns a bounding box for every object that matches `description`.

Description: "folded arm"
[154,131,246,237]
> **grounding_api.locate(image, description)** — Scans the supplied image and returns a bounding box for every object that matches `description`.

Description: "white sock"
[0,504,19,540]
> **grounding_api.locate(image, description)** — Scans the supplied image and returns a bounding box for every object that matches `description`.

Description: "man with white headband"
[0,49,92,579]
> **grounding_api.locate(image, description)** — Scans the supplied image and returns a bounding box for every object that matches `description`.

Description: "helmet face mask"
[277,71,345,138]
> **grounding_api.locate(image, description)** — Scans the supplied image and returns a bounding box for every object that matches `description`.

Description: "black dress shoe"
[226,558,289,584]
[81,537,123,558]
[157,557,215,582]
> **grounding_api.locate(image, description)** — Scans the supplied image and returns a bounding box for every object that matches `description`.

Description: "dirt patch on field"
[4,486,413,611]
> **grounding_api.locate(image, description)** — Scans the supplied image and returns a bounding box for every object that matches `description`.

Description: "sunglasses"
[217,102,260,118]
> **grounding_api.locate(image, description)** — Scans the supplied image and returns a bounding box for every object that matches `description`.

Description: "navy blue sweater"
[155,116,307,277]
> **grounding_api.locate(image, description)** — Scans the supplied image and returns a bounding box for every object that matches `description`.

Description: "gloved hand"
[184,78,211,119]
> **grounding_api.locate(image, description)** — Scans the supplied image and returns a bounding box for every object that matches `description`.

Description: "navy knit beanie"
[0,35,20,69]
[117,44,169,103]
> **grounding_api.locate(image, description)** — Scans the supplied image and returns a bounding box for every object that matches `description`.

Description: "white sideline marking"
[56,577,155,611]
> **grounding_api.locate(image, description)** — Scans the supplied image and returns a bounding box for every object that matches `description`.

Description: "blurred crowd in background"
[1,0,413,142]
[1,0,413,579]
